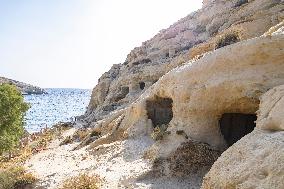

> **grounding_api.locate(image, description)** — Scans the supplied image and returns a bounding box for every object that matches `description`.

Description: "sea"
[24,88,91,133]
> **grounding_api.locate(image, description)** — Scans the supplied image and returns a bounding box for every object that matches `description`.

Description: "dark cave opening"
[139,82,146,90]
[146,97,173,127]
[219,113,257,147]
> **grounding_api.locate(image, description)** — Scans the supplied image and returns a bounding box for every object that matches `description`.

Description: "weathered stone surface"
[0,76,45,95]
[84,0,284,123]
[201,129,284,189]
[120,33,284,150]
[201,84,284,189]
[76,1,284,188]
[257,85,284,131]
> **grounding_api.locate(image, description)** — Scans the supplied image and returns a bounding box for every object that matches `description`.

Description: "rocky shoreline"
[0,76,46,95]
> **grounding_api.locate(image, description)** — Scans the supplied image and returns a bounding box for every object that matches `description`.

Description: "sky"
[0,0,203,89]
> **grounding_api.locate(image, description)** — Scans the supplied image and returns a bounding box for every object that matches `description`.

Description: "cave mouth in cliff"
[219,113,256,147]
[139,82,145,90]
[146,97,173,127]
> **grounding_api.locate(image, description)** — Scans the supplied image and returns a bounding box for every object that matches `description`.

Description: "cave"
[146,97,173,127]
[234,0,248,7]
[139,82,145,90]
[219,113,257,147]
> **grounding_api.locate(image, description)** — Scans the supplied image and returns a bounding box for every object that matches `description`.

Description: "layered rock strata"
[84,0,284,123]
[79,22,284,188]
[25,0,284,188]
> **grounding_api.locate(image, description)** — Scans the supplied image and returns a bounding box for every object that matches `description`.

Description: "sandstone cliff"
[84,0,283,123]
[25,0,284,188]
[0,76,45,95]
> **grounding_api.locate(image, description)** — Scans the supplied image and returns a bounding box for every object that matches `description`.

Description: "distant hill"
[0,76,46,95]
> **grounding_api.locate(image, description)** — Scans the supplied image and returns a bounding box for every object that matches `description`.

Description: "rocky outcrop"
[84,0,284,123]
[26,0,284,188]
[201,85,284,189]
[0,77,45,95]
[77,22,284,188]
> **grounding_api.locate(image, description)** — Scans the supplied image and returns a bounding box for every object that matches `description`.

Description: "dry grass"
[0,122,72,170]
[0,122,72,189]
[215,32,240,49]
[60,173,101,189]
[0,166,37,189]
[60,136,73,146]
[72,128,90,142]
[151,124,170,141]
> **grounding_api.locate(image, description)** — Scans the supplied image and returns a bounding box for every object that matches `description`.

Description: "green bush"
[0,84,29,155]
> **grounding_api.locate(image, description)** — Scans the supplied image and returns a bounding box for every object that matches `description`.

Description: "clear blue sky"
[0,0,202,89]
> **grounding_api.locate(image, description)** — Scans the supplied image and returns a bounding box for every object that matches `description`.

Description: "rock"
[82,22,284,188]
[84,0,284,123]
[257,85,284,131]
[28,0,284,188]
[201,129,284,189]
[201,85,284,189]
[0,76,46,95]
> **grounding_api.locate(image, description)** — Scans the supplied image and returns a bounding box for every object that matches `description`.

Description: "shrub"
[60,136,73,146]
[72,128,90,142]
[14,172,37,189]
[151,124,170,141]
[0,166,37,189]
[90,130,101,138]
[0,84,29,155]
[215,33,240,49]
[60,173,101,189]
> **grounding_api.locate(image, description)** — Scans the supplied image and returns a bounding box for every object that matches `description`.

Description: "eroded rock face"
[82,28,284,188]
[201,129,284,189]
[257,85,284,131]
[121,33,284,151]
[80,1,284,188]
[202,85,284,188]
[84,0,284,122]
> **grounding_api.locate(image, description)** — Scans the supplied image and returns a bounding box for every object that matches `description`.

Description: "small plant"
[14,172,37,189]
[0,166,37,189]
[60,173,101,189]
[176,130,189,139]
[72,128,90,142]
[151,124,170,141]
[60,136,73,146]
[215,33,240,49]
[90,130,101,138]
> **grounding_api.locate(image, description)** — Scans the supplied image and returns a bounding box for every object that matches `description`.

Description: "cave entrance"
[146,97,173,127]
[219,113,256,147]
[139,82,145,90]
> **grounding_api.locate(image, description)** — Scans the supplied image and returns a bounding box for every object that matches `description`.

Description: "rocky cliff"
[84,0,283,123]
[81,0,284,187]
[26,0,284,188]
[0,76,45,95]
